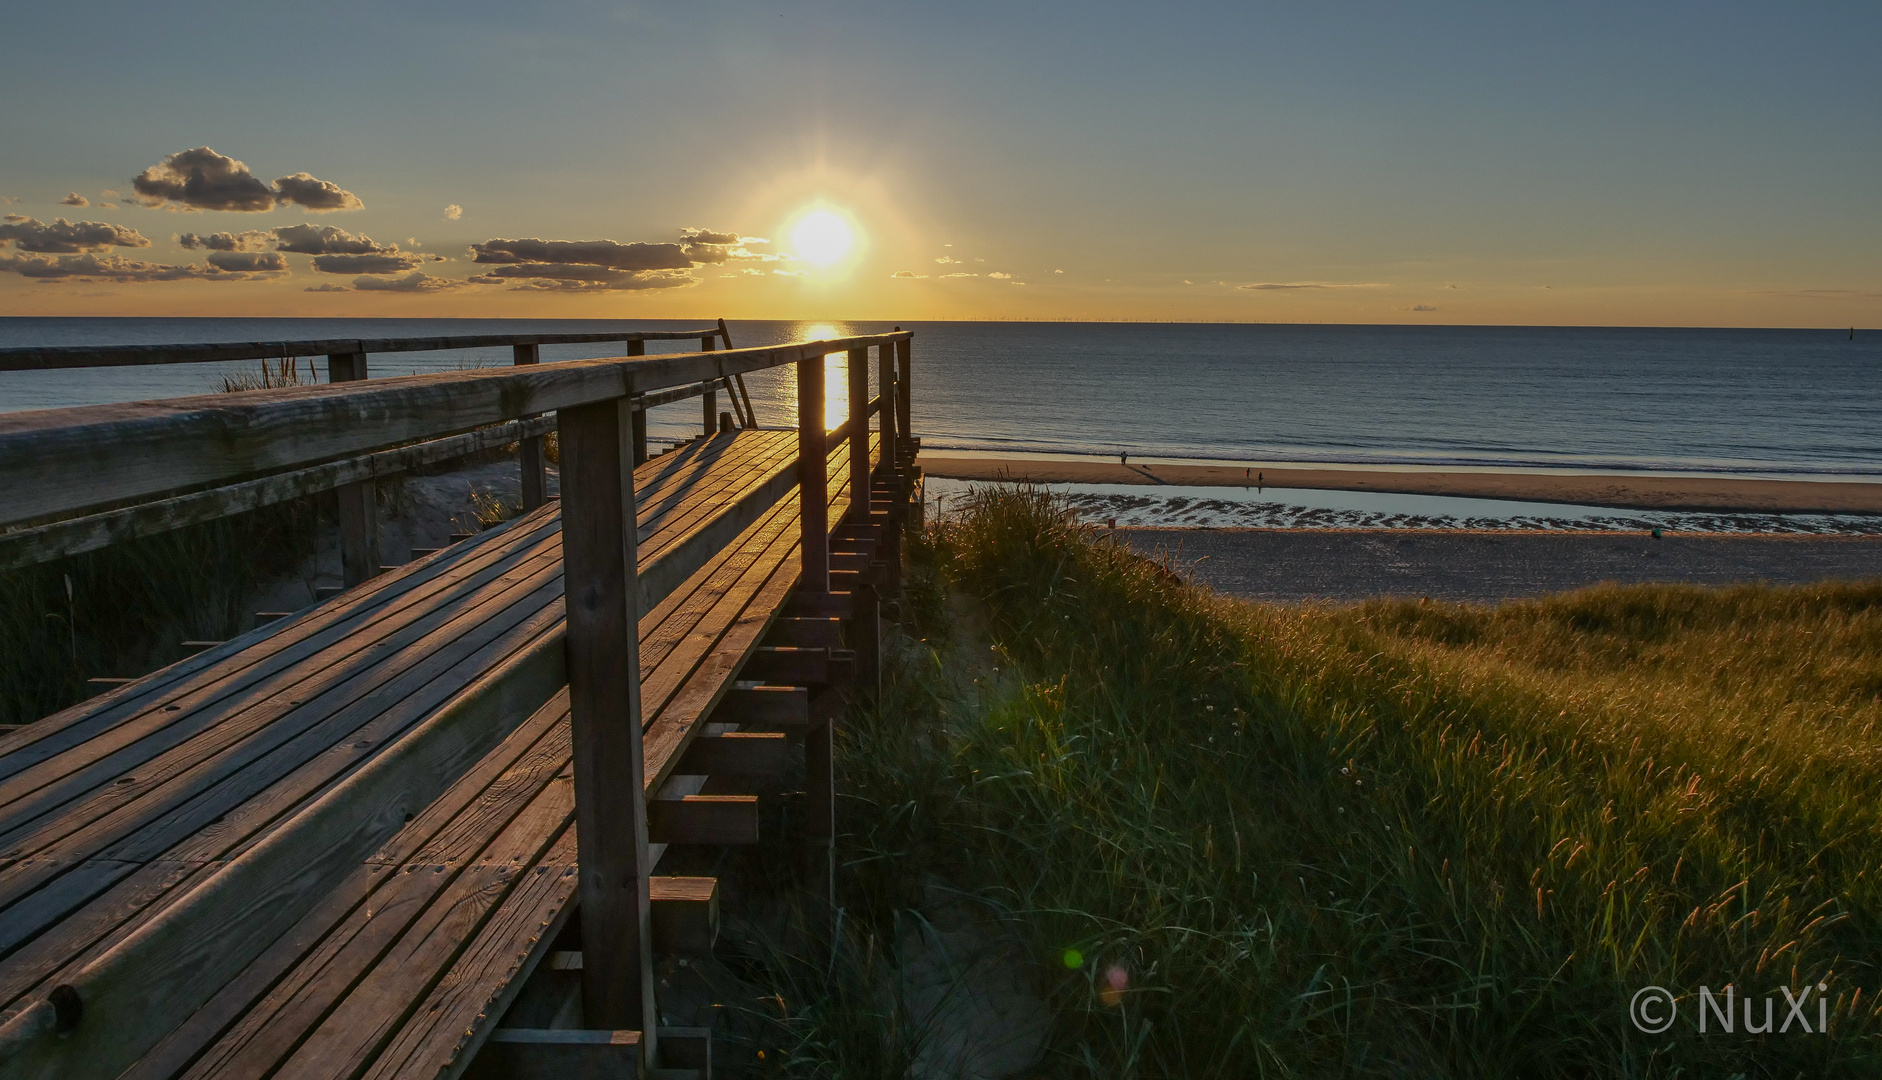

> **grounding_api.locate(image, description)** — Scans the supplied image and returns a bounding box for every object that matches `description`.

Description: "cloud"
[0,196,18,205]
[935,256,958,264]
[680,227,739,246]
[60,193,89,207]
[1054,269,1064,274]
[352,271,474,292]
[890,270,929,279]
[941,272,977,278]
[1238,281,1387,290]
[988,271,1011,280]
[271,223,387,255]
[465,226,775,291]
[305,283,350,292]
[679,227,778,265]
[131,147,361,212]
[1408,304,1438,312]
[272,172,364,212]
[0,252,261,282]
[0,217,151,253]
[471,237,692,271]
[443,204,462,220]
[313,251,428,275]
[177,229,273,251]
[207,250,289,272]
[475,269,697,292]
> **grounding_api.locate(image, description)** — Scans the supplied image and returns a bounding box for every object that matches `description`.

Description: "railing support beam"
[557,396,657,1054]
[326,351,378,588]
[626,340,648,466]
[797,355,828,594]
[847,348,870,524]
[514,344,546,510]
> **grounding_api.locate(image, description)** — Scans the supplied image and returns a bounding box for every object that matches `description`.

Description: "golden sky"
[2,4,1877,328]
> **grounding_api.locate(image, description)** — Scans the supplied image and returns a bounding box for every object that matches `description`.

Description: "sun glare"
[791,209,854,265]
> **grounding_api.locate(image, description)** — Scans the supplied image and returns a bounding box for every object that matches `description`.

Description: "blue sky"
[1,1,1877,324]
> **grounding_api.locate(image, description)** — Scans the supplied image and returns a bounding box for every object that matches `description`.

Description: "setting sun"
[790,209,854,266]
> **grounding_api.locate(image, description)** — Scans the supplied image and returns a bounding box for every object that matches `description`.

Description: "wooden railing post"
[513,343,546,510]
[877,341,898,483]
[895,332,912,466]
[626,340,648,466]
[847,348,870,521]
[325,351,378,587]
[876,341,904,603]
[700,338,719,436]
[556,396,657,1051]
[797,354,828,593]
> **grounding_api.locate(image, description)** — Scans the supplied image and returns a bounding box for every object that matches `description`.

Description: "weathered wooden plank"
[0,512,561,818]
[354,834,581,1080]
[0,415,884,1076]
[0,330,725,372]
[555,397,656,1041]
[0,624,569,1080]
[116,700,573,1080]
[0,415,558,571]
[0,333,909,528]
[0,543,570,898]
[221,779,577,1080]
[0,434,779,839]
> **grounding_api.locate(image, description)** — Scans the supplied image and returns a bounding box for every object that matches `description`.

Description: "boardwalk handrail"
[0,329,919,1076]
[0,329,725,371]
[0,333,913,529]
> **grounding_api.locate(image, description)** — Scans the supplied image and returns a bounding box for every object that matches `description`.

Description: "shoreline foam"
[921,456,1882,515]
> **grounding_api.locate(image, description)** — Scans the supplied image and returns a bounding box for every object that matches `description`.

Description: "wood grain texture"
[0,330,722,372]
[0,416,557,571]
[0,333,909,527]
[555,398,656,1039]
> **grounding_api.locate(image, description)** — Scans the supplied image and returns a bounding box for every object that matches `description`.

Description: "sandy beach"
[1116,529,1882,603]
[923,456,1882,514]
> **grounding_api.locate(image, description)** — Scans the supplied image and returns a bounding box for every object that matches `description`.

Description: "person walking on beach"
[1120,451,1128,466]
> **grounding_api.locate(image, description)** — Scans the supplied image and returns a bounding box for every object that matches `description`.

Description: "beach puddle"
[923,477,1882,534]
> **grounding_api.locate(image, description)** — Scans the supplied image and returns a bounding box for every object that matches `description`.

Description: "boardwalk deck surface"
[0,426,888,1079]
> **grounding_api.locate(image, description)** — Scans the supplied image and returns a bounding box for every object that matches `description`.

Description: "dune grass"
[822,486,1882,1076]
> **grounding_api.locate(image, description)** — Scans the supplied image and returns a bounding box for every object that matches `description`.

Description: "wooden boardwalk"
[0,331,920,1078]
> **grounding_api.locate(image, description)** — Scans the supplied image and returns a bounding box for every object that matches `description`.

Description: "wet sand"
[924,456,1882,514]
[1115,529,1882,604]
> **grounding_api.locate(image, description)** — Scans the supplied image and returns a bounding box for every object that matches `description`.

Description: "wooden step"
[650,877,719,954]
[676,732,787,778]
[742,646,852,685]
[708,685,808,728]
[477,1028,640,1078]
[648,794,759,845]
[765,617,843,648]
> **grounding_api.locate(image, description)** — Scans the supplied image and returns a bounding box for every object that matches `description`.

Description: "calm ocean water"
[2,318,1877,476]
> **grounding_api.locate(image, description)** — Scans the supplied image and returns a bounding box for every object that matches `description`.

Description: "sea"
[4,318,1879,530]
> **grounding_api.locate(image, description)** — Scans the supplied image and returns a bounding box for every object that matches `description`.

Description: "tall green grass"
[830,486,1881,1077]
